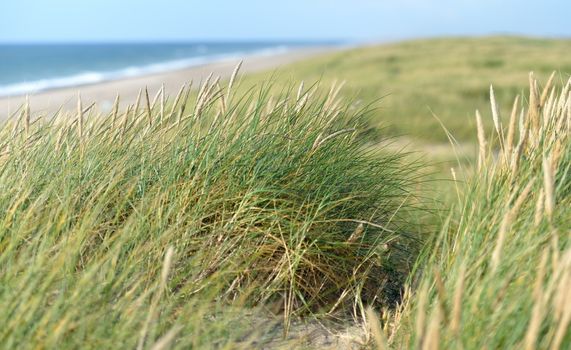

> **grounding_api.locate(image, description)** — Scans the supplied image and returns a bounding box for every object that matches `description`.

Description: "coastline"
[0,46,336,118]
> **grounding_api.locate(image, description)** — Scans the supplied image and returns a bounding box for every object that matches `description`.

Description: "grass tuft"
[0,71,425,348]
[371,73,571,349]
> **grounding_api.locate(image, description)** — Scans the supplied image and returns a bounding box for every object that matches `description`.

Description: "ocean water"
[0,42,315,97]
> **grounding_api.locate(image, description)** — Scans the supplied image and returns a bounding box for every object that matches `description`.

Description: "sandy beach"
[0,47,332,119]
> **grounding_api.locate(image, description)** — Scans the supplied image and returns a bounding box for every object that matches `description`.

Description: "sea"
[0,42,324,97]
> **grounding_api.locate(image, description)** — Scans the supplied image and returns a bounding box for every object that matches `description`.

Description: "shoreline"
[0,46,337,118]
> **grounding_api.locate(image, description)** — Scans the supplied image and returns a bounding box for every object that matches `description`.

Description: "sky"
[0,0,569,43]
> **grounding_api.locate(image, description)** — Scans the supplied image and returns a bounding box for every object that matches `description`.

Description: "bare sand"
[0,47,334,119]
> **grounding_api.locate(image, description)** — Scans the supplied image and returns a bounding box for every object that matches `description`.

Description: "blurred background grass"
[244,36,571,143]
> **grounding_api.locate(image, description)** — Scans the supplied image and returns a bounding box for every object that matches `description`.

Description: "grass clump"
[367,73,571,349]
[0,70,424,348]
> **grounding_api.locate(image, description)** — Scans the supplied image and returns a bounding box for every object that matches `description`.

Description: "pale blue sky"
[0,0,569,43]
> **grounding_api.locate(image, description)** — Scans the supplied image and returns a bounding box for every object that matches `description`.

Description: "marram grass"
[3,61,568,349]
[366,73,571,349]
[0,70,424,348]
